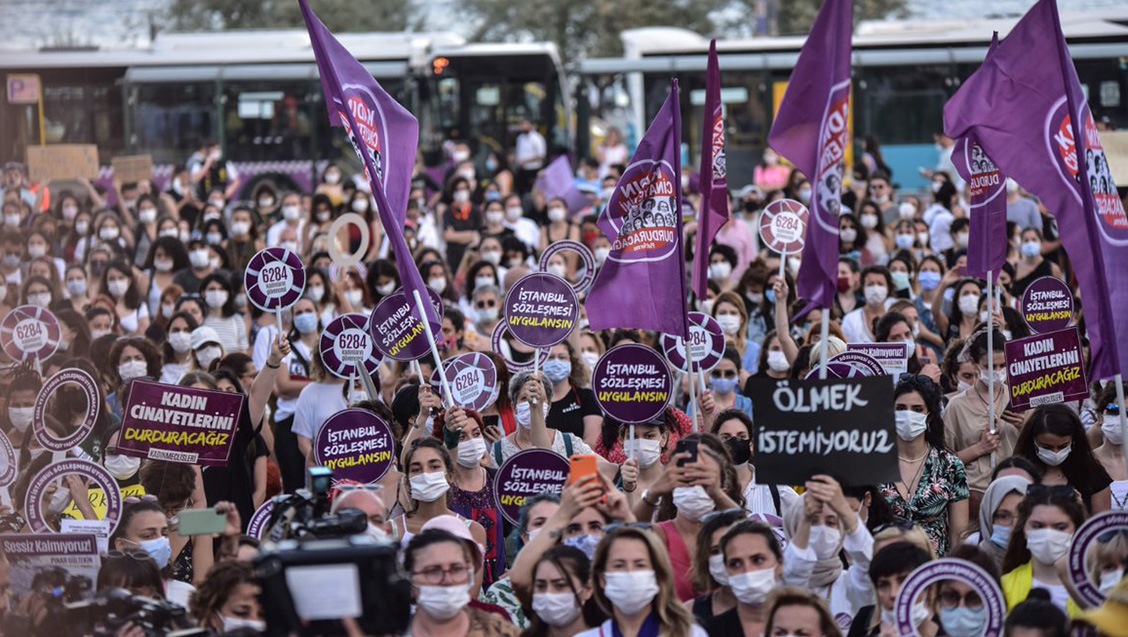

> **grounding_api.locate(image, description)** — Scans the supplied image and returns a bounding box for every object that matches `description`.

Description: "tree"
[167,0,420,33]
[771,0,908,35]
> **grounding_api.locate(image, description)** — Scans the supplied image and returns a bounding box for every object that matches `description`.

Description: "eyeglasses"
[939,589,984,610]
[603,522,654,534]
[413,563,472,585]
[124,495,159,505]
[701,509,747,525]
[475,300,497,309]
[897,373,935,388]
[105,550,153,562]
[1098,529,1128,543]
[710,369,737,379]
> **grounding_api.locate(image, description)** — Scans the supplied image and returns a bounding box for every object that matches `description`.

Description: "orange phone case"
[567,454,598,486]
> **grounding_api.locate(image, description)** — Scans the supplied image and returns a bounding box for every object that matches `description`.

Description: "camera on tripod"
[262,467,367,542]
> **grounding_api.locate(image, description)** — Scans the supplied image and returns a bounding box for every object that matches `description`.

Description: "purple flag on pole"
[535,156,588,215]
[944,0,1126,380]
[585,81,689,338]
[692,40,729,298]
[298,0,440,332]
[767,0,852,313]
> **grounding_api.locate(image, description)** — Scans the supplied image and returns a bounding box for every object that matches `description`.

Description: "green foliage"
[167,0,419,32]
[774,0,909,35]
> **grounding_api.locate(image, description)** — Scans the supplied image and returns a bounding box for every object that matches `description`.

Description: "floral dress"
[449,467,506,587]
[880,445,969,556]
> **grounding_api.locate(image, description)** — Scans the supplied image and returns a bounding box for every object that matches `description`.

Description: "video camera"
[63,588,204,637]
[262,467,368,542]
[0,566,93,637]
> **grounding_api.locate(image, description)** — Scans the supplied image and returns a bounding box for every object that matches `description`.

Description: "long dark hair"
[102,259,143,310]
[1014,404,1108,493]
[520,546,604,637]
[893,374,947,450]
[656,433,744,521]
[1001,485,1086,573]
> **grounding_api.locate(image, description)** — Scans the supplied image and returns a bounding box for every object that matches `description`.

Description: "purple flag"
[944,0,1126,380]
[535,156,588,215]
[298,0,440,331]
[585,81,689,338]
[767,0,852,313]
[692,40,729,298]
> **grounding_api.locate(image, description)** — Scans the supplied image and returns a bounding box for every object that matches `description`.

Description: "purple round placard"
[1067,511,1128,608]
[246,500,274,540]
[539,240,596,296]
[660,312,725,372]
[313,409,395,484]
[1020,276,1074,333]
[0,432,14,487]
[503,273,579,348]
[490,320,550,373]
[805,352,884,380]
[895,558,1005,637]
[493,449,569,525]
[25,459,122,535]
[244,247,306,312]
[33,368,100,452]
[320,313,381,379]
[430,353,499,412]
[369,286,445,362]
[591,344,672,424]
[0,305,60,362]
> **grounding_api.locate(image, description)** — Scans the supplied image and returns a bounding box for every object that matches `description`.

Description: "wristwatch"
[641,489,659,507]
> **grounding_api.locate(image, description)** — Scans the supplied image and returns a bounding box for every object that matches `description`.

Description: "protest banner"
[0,431,14,488]
[1067,511,1128,607]
[430,353,499,412]
[895,559,1006,637]
[117,379,245,466]
[370,287,445,362]
[32,368,99,452]
[0,305,60,362]
[746,376,898,487]
[1004,327,1087,412]
[691,39,729,299]
[110,154,153,183]
[60,518,111,554]
[321,313,381,379]
[805,351,884,380]
[539,241,595,296]
[660,312,725,373]
[503,272,579,349]
[1020,276,1074,333]
[62,483,144,522]
[1105,131,1128,187]
[24,459,122,535]
[847,342,910,378]
[493,449,569,525]
[490,320,549,373]
[26,144,98,183]
[591,343,672,424]
[246,500,275,539]
[312,409,395,484]
[0,534,99,608]
[244,247,306,313]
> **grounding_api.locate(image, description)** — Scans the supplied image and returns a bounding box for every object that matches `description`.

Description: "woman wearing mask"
[1000,485,1086,616]
[109,499,196,608]
[701,520,783,636]
[442,408,506,587]
[887,254,916,301]
[224,206,262,272]
[544,341,603,447]
[441,177,482,271]
[976,475,1031,570]
[752,331,792,381]
[1012,228,1063,299]
[93,211,132,254]
[873,311,938,381]
[271,298,319,493]
[190,326,225,373]
[302,267,333,324]
[540,197,580,253]
[578,332,605,381]
[364,258,400,307]
[130,195,161,268]
[393,438,487,548]
[1092,385,1128,510]
[26,229,66,279]
[189,561,264,633]
[141,237,189,318]
[21,275,57,310]
[421,258,459,307]
[881,374,969,555]
[838,213,873,267]
[612,413,674,510]
[912,256,947,355]
[854,541,935,637]
[161,312,198,384]
[503,194,540,251]
[292,347,347,462]
[1013,404,1111,513]
[67,209,95,262]
[523,546,602,637]
[86,246,113,298]
[703,349,752,418]
[108,337,161,414]
[462,259,503,324]
[711,292,757,376]
[200,273,248,354]
[103,259,151,335]
[689,509,747,625]
[172,239,219,296]
[332,268,372,316]
[63,264,92,313]
[841,266,892,344]
[251,182,278,222]
[712,410,799,518]
[857,201,891,265]
[935,278,984,343]
[55,309,92,361]
[481,199,514,243]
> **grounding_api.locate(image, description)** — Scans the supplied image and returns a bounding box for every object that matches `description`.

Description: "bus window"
[222,82,317,162]
[131,82,217,164]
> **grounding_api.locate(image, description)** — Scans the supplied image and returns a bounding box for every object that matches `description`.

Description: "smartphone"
[919,356,934,366]
[567,455,599,486]
[177,508,226,536]
[674,439,699,467]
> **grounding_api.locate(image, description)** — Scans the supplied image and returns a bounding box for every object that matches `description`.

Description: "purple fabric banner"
[585,81,689,338]
[692,40,729,298]
[943,0,1127,380]
[535,156,588,215]
[299,0,440,333]
[766,0,852,314]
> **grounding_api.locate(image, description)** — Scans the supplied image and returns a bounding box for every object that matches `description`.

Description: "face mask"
[118,360,148,382]
[809,524,842,560]
[860,214,879,229]
[61,281,86,303]
[957,379,973,393]
[505,206,523,222]
[532,592,582,627]
[197,345,222,369]
[428,277,447,294]
[324,172,341,185]
[709,262,732,281]
[990,524,1012,550]
[917,271,941,292]
[725,437,752,466]
[458,169,476,182]
[623,438,662,469]
[1102,417,1124,446]
[294,312,318,335]
[959,294,981,317]
[153,258,174,272]
[580,351,600,371]
[168,332,193,353]
[1026,528,1072,565]
[547,207,567,223]
[91,328,112,340]
[547,263,567,279]
[891,271,911,291]
[956,232,970,249]
[363,522,391,543]
[104,453,141,480]
[228,221,250,238]
[482,210,503,226]
[100,227,120,241]
[864,285,888,306]
[344,289,364,307]
[8,407,33,432]
[895,410,929,442]
[710,376,738,395]
[602,571,659,615]
[138,536,172,569]
[716,313,741,336]
[282,205,301,221]
[189,249,211,269]
[63,205,78,220]
[882,600,931,629]
[729,568,776,605]
[895,234,915,250]
[475,306,498,325]
[1035,444,1071,467]
[108,279,130,298]
[708,554,729,586]
[368,281,393,298]
[74,220,90,236]
[159,228,178,239]
[205,289,228,308]
[979,368,1006,388]
[1021,241,1041,258]
[348,388,368,405]
[456,437,487,468]
[306,285,325,302]
[29,292,51,308]
[3,214,20,228]
[416,582,471,620]
[351,199,370,213]
[474,276,495,290]
[26,244,46,259]
[409,472,450,502]
[543,359,571,384]
[797,188,811,204]
[938,606,987,637]
[1100,570,1123,596]
[220,615,266,633]
[672,485,715,521]
[840,227,858,243]
[452,190,470,204]
[563,534,601,561]
[594,247,611,264]
[762,350,791,374]
[515,401,548,429]
[205,231,224,246]
[1,254,19,269]
[137,207,157,225]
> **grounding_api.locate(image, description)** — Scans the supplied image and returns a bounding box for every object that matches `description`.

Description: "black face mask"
[725,436,752,466]
[743,200,761,214]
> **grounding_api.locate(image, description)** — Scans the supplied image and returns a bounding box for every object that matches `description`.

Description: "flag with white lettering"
[692,40,729,298]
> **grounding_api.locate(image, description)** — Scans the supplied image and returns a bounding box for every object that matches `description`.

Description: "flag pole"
[687,340,699,433]
[413,289,453,409]
[818,309,829,380]
[1117,375,1128,469]
[987,270,997,469]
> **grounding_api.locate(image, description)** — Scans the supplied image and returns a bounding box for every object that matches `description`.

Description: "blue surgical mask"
[990,524,1012,550]
[765,289,776,304]
[137,536,172,569]
[710,376,738,395]
[542,359,571,384]
[563,534,601,560]
[294,312,318,335]
[918,271,941,292]
[939,606,988,637]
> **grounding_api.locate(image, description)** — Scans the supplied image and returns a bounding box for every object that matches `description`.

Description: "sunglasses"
[475,300,497,309]
[1098,529,1128,543]
[1026,484,1077,499]
[105,550,153,562]
[710,369,737,379]
[124,495,159,505]
[701,508,747,525]
[873,519,916,535]
[604,522,654,534]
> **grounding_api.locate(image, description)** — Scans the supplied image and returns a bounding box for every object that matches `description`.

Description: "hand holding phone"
[177,508,227,536]
[674,439,699,468]
[567,455,599,487]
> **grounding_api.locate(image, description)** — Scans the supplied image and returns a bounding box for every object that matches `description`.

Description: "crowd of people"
[0,122,1127,637]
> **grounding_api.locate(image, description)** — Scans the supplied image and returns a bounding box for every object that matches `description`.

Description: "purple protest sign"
[321,313,381,379]
[313,409,395,484]
[1067,511,1128,607]
[847,343,910,377]
[0,432,14,487]
[805,351,884,380]
[1021,276,1074,333]
[0,305,60,362]
[430,353,499,412]
[244,247,306,312]
[953,133,1007,283]
[895,559,1006,637]
[32,368,100,453]
[758,199,809,255]
[370,287,445,362]
[539,241,596,296]
[246,500,274,540]
[117,379,245,466]
[493,449,569,525]
[25,459,122,535]
[1003,327,1087,412]
[660,312,725,372]
[504,273,579,348]
[490,320,550,373]
[591,344,672,424]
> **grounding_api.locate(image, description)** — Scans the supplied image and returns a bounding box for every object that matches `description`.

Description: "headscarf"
[977,475,1031,566]
[783,493,844,588]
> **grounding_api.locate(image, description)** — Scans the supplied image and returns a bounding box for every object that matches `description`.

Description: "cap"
[421,514,483,566]
[3,162,24,172]
[736,184,763,199]
[1077,578,1128,637]
[190,326,221,351]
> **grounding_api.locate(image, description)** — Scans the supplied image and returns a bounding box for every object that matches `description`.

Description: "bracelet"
[266,361,280,369]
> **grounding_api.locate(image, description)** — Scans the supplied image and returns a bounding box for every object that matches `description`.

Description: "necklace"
[899,448,929,501]
[899,452,928,462]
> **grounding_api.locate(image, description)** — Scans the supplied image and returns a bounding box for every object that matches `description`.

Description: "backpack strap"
[493,440,504,467]
[769,484,782,516]
[563,433,574,457]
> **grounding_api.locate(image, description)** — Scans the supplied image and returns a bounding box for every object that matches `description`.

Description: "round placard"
[1020,276,1074,333]
[490,320,550,373]
[313,409,395,484]
[0,432,15,487]
[430,353,499,412]
[539,240,596,296]
[1067,510,1128,608]
[0,305,60,362]
[369,286,445,362]
[33,368,100,453]
[326,212,371,268]
[246,499,275,540]
[493,449,569,525]
[25,459,122,536]
[894,558,1006,637]
[320,313,381,379]
[591,344,673,424]
[659,312,725,372]
[503,273,580,349]
[328,261,368,285]
[244,247,306,312]
[758,198,809,254]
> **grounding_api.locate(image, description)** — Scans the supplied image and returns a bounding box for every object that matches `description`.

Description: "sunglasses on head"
[1026,484,1077,499]
[873,519,916,535]
[604,521,654,534]
[701,508,747,525]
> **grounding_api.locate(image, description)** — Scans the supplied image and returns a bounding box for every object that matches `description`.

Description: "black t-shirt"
[547,387,600,440]
[704,608,745,637]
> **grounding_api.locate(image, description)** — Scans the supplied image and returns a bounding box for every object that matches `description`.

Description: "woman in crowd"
[977,475,1032,571]
[391,438,488,550]
[689,508,747,625]
[1000,485,1086,616]
[544,340,603,446]
[200,273,249,354]
[1012,404,1111,513]
[522,546,603,637]
[103,258,151,335]
[711,409,798,517]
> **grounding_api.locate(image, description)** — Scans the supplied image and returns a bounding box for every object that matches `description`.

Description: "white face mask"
[623,438,662,469]
[197,345,222,369]
[547,207,567,223]
[205,289,229,308]
[100,226,120,241]
[809,524,842,561]
[104,453,141,480]
[883,600,931,629]
[153,258,174,273]
[709,262,732,281]
[456,437,487,468]
[864,284,888,306]
[282,205,301,221]
[352,199,370,213]
[306,285,325,302]
[168,332,192,354]
[1102,417,1124,446]
[602,571,659,615]
[708,554,729,586]
[532,592,582,627]
[958,294,981,317]
[767,350,790,373]
[716,313,741,336]
[409,472,450,502]
[416,581,471,620]
[29,292,51,308]
[118,360,148,382]
[506,206,523,222]
[1100,569,1123,596]
[8,407,33,432]
[979,368,1007,388]
[894,410,929,442]
[672,485,715,521]
[27,244,46,259]
[220,615,265,633]
[729,568,776,605]
[428,277,447,294]
[230,221,251,237]
[547,263,567,279]
[1026,528,1072,565]
[840,227,858,243]
[515,400,548,429]
[1035,444,1071,467]
[107,279,130,298]
[344,289,364,307]
[189,249,211,269]
[580,351,600,371]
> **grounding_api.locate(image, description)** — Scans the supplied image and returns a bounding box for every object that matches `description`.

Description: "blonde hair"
[763,586,844,637]
[873,523,936,559]
[1087,531,1128,583]
[808,335,847,368]
[591,527,695,637]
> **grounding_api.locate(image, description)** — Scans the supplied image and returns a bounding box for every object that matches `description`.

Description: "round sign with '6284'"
[0,305,60,362]
[659,312,725,372]
[320,313,381,379]
[244,247,306,312]
[758,198,809,255]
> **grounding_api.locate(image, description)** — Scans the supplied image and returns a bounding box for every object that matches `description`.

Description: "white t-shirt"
[841,308,874,344]
[165,579,195,609]
[515,131,546,170]
[160,362,190,385]
[292,381,347,441]
[274,340,313,422]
